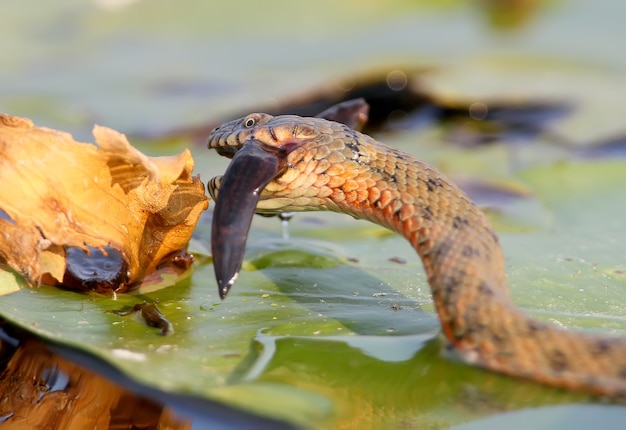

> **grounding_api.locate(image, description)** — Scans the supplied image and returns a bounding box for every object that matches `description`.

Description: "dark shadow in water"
[0,324,296,430]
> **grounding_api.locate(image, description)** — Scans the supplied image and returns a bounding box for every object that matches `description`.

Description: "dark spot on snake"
[452,216,470,229]
[444,285,456,297]
[417,236,430,247]
[476,281,493,296]
[345,134,369,164]
[346,141,359,153]
[347,127,360,141]
[619,367,626,380]
[441,274,458,296]
[431,240,453,260]
[370,165,397,184]
[492,333,506,344]
[488,229,499,243]
[527,320,543,333]
[426,177,442,192]
[592,339,612,356]
[422,206,433,220]
[453,331,465,341]
[467,321,488,335]
[549,349,569,372]
[462,245,481,258]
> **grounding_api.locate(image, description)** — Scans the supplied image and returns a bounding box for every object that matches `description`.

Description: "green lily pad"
[0,156,625,427]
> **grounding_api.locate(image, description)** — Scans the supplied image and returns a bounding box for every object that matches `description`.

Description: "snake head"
[208,98,370,158]
[207,113,274,158]
[208,103,370,299]
[208,114,316,298]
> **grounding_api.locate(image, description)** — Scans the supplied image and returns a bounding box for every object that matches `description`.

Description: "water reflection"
[232,332,612,428]
[0,327,294,430]
[0,336,190,429]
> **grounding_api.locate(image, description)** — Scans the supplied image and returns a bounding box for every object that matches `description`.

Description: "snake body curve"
[208,113,626,397]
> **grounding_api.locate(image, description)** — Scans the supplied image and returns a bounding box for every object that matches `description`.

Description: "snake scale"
[207,112,626,398]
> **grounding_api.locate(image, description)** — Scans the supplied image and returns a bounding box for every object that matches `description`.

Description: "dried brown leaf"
[0,114,208,291]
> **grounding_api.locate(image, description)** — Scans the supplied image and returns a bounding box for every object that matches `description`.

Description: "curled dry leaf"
[0,114,208,291]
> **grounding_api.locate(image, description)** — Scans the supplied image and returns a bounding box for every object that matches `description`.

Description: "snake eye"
[243,116,257,128]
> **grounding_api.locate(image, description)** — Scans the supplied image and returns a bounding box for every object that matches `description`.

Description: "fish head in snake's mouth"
[207,102,372,298]
[206,113,322,299]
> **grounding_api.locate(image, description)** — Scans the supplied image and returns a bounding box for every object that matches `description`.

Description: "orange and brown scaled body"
[208,113,626,398]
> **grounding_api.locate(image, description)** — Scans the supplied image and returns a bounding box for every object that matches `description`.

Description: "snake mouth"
[210,140,286,299]
[210,99,371,299]
[207,128,245,159]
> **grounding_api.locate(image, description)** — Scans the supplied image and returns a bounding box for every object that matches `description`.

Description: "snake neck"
[315,141,514,343]
[337,149,626,396]
[268,128,513,341]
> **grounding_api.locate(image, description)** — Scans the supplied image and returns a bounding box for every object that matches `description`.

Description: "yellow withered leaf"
[0,114,208,291]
